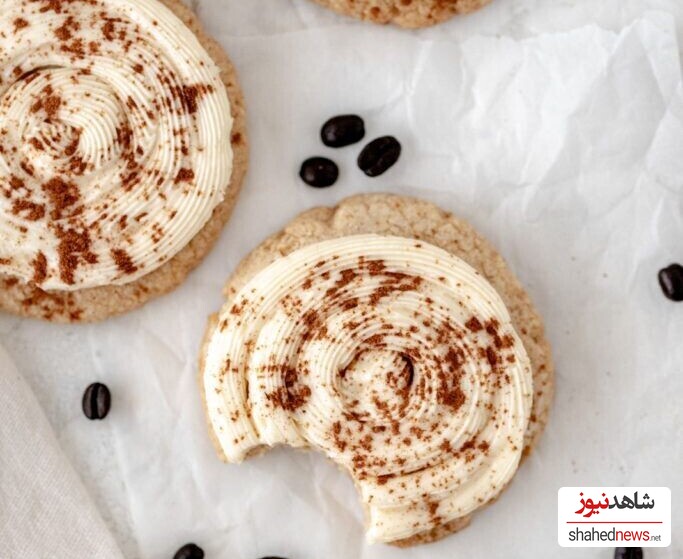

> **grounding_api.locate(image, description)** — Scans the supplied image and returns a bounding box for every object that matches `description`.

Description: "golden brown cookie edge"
[311,0,492,28]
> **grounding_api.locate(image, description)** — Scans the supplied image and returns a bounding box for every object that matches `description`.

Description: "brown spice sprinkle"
[12,199,46,221]
[266,384,311,412]
[30,87,62,120]
[101,19,116,41]
[366,259,386,275]
[437,382,465,411]
[179,84,213,114]
[42,177,80,219]
[181,85,200,114]
[64,131,81,156]
[485,346,498,368]
[20,161,35,177]
[31,251,48,284]
[13,18,29,32]
[9,175,26,190]
[54,15,79,41]
[111,248,138,275]
[427,500,439,517]
[465,316,483,332]
[33,0,92,14]
[175,168,195,183]
[29,137,45,151]
[55,226,97,284]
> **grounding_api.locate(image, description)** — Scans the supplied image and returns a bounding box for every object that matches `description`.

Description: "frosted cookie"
[0,0,247,322]
[310,0,492,28]
[199,194,553,546]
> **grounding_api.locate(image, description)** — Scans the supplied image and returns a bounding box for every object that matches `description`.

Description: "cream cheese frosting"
[0,0,233,290]
[203,234,533,544]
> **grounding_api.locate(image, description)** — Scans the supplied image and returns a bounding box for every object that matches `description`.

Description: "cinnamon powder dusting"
[465,316,483,332]
[266,384,311,412]
[55,226,97,284]
[31,251,48,284]
[29,137,45,151]
[111,248,138,275]
[13,18,29,32]
[33,93,62,120]
[42,177,80,219]
[12,200,46,221]
[437,383,465,411]
[54,15,79,41]
[102,20,116,41]
[175,168,195,183]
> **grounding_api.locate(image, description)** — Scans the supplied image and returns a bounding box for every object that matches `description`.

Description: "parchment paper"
[1,0,682,557]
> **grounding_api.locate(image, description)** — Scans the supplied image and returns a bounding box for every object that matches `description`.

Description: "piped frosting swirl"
[0,0,233,289]
[203,235,533,543]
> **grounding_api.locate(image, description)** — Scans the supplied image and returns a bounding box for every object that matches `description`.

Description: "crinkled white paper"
[1,0,682,557]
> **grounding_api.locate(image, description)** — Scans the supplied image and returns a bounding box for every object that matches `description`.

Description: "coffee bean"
[82,382,111,420]
[357,136,401,177]
[173,543,204,559]
[614,548,643,559]
[658,263,683,301]
[299,157,338,187]
[321,114,365,148]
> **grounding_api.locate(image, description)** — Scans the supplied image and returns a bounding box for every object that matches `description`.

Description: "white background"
[1,0,682,557]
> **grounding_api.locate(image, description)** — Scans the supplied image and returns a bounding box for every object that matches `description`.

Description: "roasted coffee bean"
[321,114,365,147]
[299,157,339,187]
[614,548,643,559]
[357,136,401,177]
[173,543,204,559]
[658,263,683,301]
[82,382,111,420]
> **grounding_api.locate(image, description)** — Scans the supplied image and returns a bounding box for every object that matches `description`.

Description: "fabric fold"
[0,344,124,559]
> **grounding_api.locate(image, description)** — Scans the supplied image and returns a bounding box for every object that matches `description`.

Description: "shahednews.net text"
[567,527,664,543]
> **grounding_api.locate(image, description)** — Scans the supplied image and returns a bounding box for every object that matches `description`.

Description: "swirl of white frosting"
[203,235,533,543]
[0,0,233,289]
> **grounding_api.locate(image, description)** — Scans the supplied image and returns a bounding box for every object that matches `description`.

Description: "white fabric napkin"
[0,343,124,559]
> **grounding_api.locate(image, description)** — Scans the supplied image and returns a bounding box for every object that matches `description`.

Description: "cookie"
[199,193,554,545]
[0,0,247,323]
[310,0,493,28]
